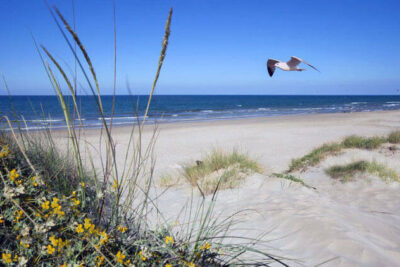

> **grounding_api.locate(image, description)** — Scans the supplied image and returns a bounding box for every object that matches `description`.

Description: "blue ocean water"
[1,95,400,130]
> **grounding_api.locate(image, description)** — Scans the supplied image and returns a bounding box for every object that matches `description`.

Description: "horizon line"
[1,94,400,97]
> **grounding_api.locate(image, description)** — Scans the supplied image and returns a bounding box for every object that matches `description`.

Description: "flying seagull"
[267,56,319,77]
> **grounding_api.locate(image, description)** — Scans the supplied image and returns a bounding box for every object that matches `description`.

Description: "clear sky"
[1,0,400,95]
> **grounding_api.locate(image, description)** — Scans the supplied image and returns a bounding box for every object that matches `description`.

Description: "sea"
[1,95,400,130]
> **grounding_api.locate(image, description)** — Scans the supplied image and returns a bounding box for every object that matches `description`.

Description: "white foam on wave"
[201,110,214,113]
[292,108,309,111]
[351,102,367,104]
[30,119,63,123]
[98,116,138,121]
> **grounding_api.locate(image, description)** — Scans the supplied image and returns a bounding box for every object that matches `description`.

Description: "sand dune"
[53,110,400,266]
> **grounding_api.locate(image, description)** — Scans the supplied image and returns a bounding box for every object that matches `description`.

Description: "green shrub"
[0,139,222,266]
[342,135,386,150]
[388,131,400,144]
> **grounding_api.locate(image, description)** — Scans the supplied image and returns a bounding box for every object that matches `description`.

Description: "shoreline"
[49,108,400,135]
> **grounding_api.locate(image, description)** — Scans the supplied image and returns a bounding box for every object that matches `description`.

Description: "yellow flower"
[0,145,9,158]
[0,215,4,223]
[42,201,50,210]
[165,236,174,245]
[83,218,95,234]
[76,224,84,233]
[115,251,126,263]
[13,255,18,262]
[72,191,76,197]
[112,179,118,190]
[60,263,67,267]
[58,238,68,249]
[51,197,59,209]
[138,251,146,261]
[14,210,23,222]
[199,241,211,250]
[2,253,12,263]
[84,218,92,229]
[53,205,65,217]
[189,262,195,267]
[165,264,172,267]
[117,225,127,233]
[80,182,85,187]
[9,169,19,181]
[49,235,58,246]
[20,241,30,248]
[47,245,56,255]
[95,255,104,266]
[100,231,109,244]
[32,176,39,186]
[72,198,80,206]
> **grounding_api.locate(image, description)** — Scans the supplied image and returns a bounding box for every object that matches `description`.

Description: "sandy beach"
[60,109,400,174]
[54,110,400,266]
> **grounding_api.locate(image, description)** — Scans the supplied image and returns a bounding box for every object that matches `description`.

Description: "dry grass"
[159,173,184,187]
[174,149,262,194]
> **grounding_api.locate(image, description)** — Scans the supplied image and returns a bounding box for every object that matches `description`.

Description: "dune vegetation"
[388,131,400,144]
[160,149,262,195]
[288,143,343,172]
[183,149,261,194]
[288,131,400,172]
[272,173,315,189]
[341,135,386,150]
[325,160,400,183]
[0,5,288,266]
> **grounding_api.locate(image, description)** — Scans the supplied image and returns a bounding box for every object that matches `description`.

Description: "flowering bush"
[0,139,223,266]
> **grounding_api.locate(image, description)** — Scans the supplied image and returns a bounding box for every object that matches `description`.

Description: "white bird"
[267,56,319,77]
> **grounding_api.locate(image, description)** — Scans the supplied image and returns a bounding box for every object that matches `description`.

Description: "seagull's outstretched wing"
[288,56,320,72]
[267,59,279,77]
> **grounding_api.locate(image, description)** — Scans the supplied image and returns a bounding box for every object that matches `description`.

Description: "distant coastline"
[1,95,400,130]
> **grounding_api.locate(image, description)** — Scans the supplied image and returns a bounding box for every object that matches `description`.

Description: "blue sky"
[1,0,400,95]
